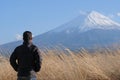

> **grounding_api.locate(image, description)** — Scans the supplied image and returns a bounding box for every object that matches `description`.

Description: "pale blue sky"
[0,0,120,44]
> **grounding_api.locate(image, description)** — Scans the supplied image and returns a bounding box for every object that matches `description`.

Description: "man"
[10,31,42,80]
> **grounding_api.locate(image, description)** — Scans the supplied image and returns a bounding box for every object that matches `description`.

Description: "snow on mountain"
[52,11,120,33]
[81,11,120,31]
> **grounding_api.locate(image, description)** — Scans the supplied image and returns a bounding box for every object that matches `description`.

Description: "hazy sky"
[0,0,120,44]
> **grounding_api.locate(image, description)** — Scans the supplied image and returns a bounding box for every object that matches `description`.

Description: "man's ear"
[30,37,32,40]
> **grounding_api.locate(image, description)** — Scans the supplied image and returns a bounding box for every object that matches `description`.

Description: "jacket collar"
[23,41,32,47]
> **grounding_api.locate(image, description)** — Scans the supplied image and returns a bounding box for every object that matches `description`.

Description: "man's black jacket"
[10,42,42,77]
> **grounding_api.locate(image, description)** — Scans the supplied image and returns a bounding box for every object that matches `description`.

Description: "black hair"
[23,31,32,42]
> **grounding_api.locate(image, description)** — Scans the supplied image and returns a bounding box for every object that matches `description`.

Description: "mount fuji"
[1,11,120,54]
[51,11,120,33]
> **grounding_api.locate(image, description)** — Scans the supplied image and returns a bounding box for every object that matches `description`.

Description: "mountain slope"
[51,11,120,33]
[1,11,120,53]
[81,11,120,31]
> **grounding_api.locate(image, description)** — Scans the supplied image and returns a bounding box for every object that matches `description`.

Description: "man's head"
[23,31,32,42]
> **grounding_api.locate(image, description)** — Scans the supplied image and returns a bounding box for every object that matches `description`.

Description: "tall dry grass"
[0,49,120,80]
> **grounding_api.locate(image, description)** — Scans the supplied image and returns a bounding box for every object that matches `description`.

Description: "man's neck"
[23,41,32,47]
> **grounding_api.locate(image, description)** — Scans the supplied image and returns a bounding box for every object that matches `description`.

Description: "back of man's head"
[23,31,32,42]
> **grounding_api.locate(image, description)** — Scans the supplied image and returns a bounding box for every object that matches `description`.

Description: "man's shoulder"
[15,44,24,50]
[31,44,39,49]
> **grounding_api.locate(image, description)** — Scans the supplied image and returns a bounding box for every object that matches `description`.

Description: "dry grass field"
[0,48,120,80]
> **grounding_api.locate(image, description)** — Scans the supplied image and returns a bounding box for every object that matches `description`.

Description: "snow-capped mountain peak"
[52,11,120,33]
[80,11,120,31]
